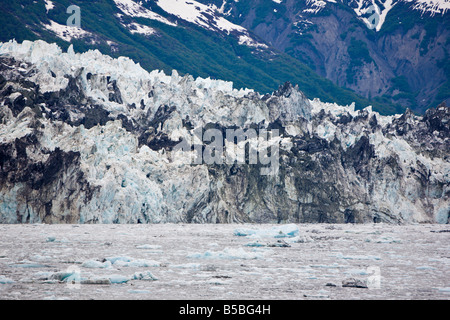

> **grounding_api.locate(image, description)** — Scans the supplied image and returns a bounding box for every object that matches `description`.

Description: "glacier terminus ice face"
[0,40,448,224]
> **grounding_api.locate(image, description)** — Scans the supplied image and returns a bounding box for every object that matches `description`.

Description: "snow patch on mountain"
[42,20,92,42]
[238,35,269,48]
[113,0,177,27]
[112,0,268,48]
[124,22,157,36]
[350,0,398,31]
[43,0,54,13]
[303,0,330,14]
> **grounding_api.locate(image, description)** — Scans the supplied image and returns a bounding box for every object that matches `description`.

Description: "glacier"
[0,39,448,224]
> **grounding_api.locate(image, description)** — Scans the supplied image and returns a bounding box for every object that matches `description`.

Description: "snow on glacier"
[0,39,270,223]
[0,39,448,224]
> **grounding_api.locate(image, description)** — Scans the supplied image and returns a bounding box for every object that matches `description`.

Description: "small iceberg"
[132,271,158,281]
[128,289,151,294]
[0,275,14,284]
[234,224,299,238]
[107,274,130,284]
[81,260,112,269]
[104,256,161,267]
[187,247,267,260]
[49,270,81,283]
[135,244,162,250]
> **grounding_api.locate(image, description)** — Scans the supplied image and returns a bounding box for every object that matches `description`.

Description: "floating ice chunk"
[132,271,158,281]
[267,240,291,247]
[274,224,300,237]
[34,271,54,280]
[295,234,314,243]
[10,262,51,268]
[335,253,381,260]
[310,263,344,269]
[428,257,450,264]
[43,295,69,300]
[113,259,161,267]
[81,260,112,268]
[107,274,130,284]
[375,237,401,244]
[188,247,266,260]
[49,270,81,282]
[30,255,53,262]
[65,272,82,284]
[245,239,293,247]
[45,236,69,243]
[208,279,229,286]
[342,278,368,288]
[0,275,14,284]
[234,224,299,238]
[235,228,261,237]
[416,266,436,270]
[303,290,329,298]
[104,256,161,267]
[128,289,151,294]
[129,259,161,267]
[135,244,162,250]
[105,256,133,264]
[245,241,266,247]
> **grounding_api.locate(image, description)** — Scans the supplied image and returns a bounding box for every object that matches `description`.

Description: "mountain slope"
[0,40,448,224]
[0,0,410,114]
[210,0,450,113]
